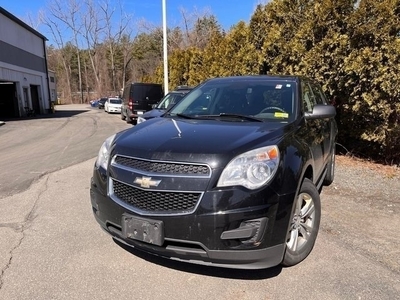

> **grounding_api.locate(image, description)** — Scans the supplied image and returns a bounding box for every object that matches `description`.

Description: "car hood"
[141,109,166,119]
[113,118,289,168]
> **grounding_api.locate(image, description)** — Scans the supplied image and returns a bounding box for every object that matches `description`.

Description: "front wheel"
[282,178,321,267]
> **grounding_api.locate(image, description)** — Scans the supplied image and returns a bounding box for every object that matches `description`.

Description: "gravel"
[321,155,400,274]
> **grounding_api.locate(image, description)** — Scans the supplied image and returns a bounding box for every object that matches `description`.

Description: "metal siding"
[0,41,46,73]
[0,13,44,56]
[0,9,53,115]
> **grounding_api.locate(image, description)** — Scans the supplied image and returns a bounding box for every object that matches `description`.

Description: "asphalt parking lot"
[0,105,399,300]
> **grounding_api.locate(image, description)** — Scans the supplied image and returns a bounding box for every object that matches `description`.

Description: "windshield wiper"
[175,113,196,119]
[169,113,263,122]
[217,113,263,122]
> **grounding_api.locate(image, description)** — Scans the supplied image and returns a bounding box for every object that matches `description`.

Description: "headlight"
[217,145,280,190]
[137,116,146,124]
[95,134,116,170]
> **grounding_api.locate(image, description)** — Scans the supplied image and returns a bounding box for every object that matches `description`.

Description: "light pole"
[162,0,169,95]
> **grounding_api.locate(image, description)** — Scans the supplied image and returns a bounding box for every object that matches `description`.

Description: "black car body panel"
[137,88,193,124]
[90,75,337,269]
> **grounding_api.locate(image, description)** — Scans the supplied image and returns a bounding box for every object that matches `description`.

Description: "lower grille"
[112,179,201,214]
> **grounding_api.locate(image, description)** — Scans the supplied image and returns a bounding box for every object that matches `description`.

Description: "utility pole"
[162,0,169,95]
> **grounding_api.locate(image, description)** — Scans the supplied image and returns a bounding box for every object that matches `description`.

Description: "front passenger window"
[302,82,315,112]
[309,82,327,105]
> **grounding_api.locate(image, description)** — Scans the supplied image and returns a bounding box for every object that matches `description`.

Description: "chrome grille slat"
[114,156,210,176]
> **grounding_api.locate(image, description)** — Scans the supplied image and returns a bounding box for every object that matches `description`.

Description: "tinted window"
[301,82,315,112]
[157,93,185,109]
[309,82,327,105]
[132,85,163,102]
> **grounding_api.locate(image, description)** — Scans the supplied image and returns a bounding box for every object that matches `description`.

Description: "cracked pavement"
[0,176,48,290]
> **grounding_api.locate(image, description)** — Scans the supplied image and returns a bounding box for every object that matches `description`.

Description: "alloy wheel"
[287,192,316,252]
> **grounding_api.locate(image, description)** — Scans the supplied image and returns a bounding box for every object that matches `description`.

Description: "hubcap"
[287,192,316,252]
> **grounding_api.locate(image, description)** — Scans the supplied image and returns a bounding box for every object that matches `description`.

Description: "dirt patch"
[336,155,400,179]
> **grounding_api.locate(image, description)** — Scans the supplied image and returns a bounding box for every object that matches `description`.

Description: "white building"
[0,7,52,118]
[48,70,57,104]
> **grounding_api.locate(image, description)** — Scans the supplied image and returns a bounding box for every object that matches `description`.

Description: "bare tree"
[100,0,132,94]
[40,10,73,103]
[178,6,216,49]
[81,0,106,95]
[47,0,84,103]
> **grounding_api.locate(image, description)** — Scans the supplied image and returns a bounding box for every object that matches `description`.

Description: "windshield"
[157,93,185,110]
[168,79,297,122]
[109,99,122,104]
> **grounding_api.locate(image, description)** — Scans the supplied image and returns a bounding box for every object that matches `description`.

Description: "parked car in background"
[90,99,99,107]
[91,75,338,269]
[105,97,122,113]
[137,86,193,124]
[174,85,193,92]
[121,83,164,124]
[98,97,108,109]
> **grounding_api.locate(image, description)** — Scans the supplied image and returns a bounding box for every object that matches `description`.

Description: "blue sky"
[1,0,266,32]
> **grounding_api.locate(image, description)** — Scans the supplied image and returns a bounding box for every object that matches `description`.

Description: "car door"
[308,80,334,165]
[301,80,325,179]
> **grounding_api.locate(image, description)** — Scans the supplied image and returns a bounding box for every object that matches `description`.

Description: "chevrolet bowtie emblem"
[134,176,161,188]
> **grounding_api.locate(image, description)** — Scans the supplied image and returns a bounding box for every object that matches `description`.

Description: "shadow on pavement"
[1,109,91,122]
[113,238,282,280]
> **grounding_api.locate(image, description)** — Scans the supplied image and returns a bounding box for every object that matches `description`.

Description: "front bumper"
[128,110,145,121]
[90,166,295,269]
[107,106,121,113]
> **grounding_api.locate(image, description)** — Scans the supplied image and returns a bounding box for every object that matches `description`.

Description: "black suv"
[90,75,337,269]
[121,83,164,124]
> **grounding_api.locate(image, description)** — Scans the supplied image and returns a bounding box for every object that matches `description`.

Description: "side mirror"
[305,104,336,120]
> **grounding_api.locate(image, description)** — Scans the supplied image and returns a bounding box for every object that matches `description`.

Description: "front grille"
[112,180,201,214]
[114,156,210,176]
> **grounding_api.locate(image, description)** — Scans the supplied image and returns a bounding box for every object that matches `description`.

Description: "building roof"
[0,6,48,41]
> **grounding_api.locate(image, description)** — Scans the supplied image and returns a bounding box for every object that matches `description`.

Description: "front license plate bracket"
[122,214,164,246]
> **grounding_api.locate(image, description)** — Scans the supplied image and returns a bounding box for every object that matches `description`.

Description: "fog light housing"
[220,217,268,246]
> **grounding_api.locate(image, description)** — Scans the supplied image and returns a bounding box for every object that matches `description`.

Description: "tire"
[323,147,335,186]
[282,178,321,267]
